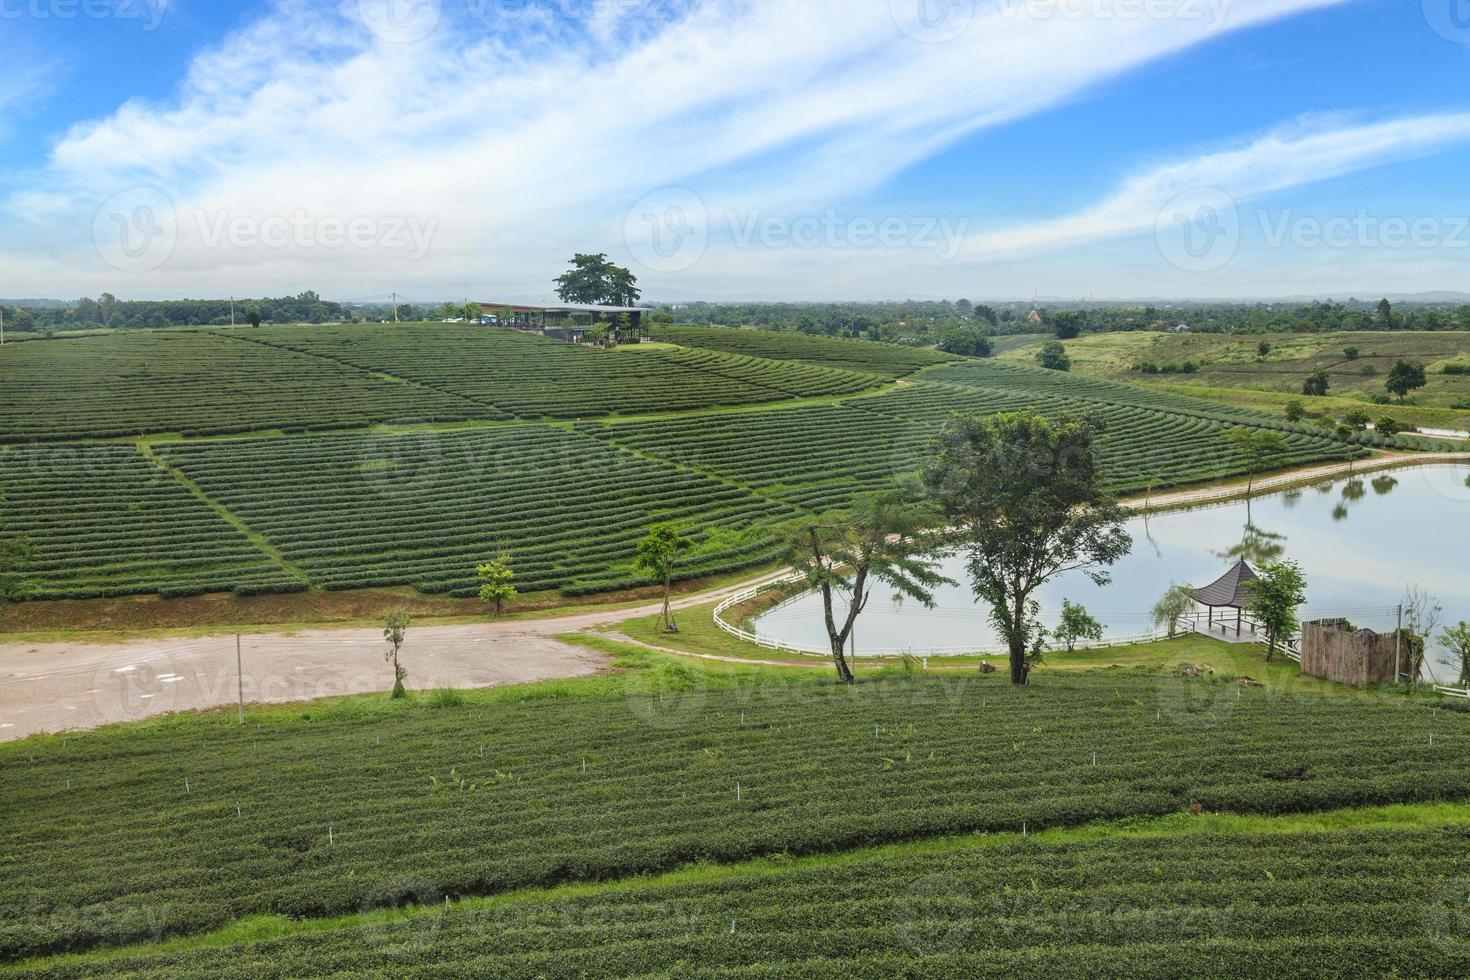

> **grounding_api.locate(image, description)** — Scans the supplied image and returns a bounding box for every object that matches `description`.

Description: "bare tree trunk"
[820,580,859,684]
[1009,603,1029,685]
[661,576,674,632]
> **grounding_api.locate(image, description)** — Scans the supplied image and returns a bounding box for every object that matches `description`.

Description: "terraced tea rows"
[0,444,297,600]
[656,325,956,378]
[0,331,486,442]
[244,325,885,418]
[588,380,1365,512]
[0,674,1462,960]
[156,426,794,596]
[22,826,1470,978]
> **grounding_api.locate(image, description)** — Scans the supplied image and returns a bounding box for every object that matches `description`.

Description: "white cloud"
[959,112,1470,260]
[2,0,1358,298]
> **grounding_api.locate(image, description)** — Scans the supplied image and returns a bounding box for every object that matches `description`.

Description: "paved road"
[0,570,791,742]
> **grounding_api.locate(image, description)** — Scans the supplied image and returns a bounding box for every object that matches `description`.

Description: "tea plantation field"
[1,672,1465,963]
[240,325,887,419]
[0,323,1419,605]
[19,825,1470,978]
[0,444,302,599]
[155,426,794,596]
[652,325,957,378]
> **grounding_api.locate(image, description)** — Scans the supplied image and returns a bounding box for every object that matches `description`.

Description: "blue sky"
[4,0,1470,301]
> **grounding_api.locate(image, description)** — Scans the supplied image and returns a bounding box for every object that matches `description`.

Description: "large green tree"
[924,412,1131,685]
[554,253,641,306]
[783,487,951,683]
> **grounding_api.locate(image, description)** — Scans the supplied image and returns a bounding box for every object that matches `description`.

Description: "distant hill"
[0,298,68,309]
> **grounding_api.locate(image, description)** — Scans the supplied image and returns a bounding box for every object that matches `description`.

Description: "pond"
[750,464,1470,679]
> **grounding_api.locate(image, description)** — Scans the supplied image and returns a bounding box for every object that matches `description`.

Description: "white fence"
[712,578,1163,660]
[1434,684,1470,700]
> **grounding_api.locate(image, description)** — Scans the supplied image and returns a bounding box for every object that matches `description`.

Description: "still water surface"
[751,465,1470,677]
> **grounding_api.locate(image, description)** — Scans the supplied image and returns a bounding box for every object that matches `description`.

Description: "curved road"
[3,453,1464,742]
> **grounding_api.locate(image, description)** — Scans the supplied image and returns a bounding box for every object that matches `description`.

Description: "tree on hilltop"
[555,253,641,307]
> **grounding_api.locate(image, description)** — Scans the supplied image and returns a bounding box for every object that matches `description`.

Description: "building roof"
[1192,560,1259,608]
[477,301,650,314]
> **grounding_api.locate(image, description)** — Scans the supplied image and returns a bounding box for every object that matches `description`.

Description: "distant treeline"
[0,292,348,332]
[664,298,1470,342]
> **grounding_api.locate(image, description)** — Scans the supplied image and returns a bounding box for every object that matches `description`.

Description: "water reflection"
[1216,520,1286,566]
[751,465,1469,678]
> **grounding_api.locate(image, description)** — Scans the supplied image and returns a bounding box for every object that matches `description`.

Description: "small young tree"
[383,610,411,699]
[1243,560,1307,663]
[783,487,952,683]
[1151,584,1197,638]
[1376,416,1403,437]
[245,305,262,329]
[1228,428,1290,499]
[1257,341,1271,360]
[1386,360,1427,402]
[1343,409,1371,431]
[1054,599,1104,652]
[476,554,517,616]
[924,411,1131,685]
[1442,622,1470,688]
[1401,586,1444,683]
[634,525,693,633]
[1283,400,1306,423]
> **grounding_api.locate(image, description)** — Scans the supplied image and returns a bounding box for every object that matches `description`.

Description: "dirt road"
[0,570,792,742]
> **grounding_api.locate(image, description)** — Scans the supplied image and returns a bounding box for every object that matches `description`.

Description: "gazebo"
[1191,560,1259,638]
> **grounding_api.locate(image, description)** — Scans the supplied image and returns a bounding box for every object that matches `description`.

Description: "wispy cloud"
[960,112,1470,259]
[2,0,1355,298]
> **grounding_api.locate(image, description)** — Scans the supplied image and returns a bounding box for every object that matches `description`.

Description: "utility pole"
[1393,603,1404,684]
[236,633,244,724]
[392,292,399,324]
[230,297,236,327]
[0,305,5,346]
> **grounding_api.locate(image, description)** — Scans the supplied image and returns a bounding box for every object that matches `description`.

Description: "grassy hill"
[1000,331,1470,432]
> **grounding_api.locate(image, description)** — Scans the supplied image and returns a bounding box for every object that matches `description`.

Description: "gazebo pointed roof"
[1192,560,1258,609]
